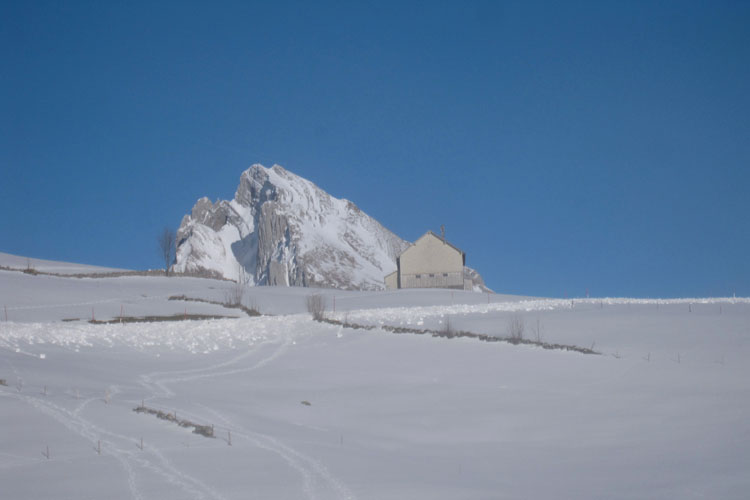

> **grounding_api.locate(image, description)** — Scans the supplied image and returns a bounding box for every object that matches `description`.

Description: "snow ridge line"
[0,315,306,353]
[328,297,750,327]
[318,317,599,354]
[334,297,750,325]
[1,293,175,312]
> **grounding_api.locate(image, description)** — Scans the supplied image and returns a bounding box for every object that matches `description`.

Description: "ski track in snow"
[9,391,145,500]
[7,394,234,500]
[137,334,355,500]
[139,337,292,401]
[0,315,331,500]
[72,395,98,416]
[200,405,356,500]
[1,338,292,499]
[4,297,746,499]
[7,390,230,500]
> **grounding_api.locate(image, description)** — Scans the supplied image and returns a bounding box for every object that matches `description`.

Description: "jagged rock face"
[175,164,492,291]
[174,164,410,290]
[464,267,492,293]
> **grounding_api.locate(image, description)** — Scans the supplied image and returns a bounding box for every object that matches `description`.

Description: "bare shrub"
[443,316,455,338]
[306,293,326,321]
[531,317,544,343]
[224,265,252,307]
[158,227,176,277]
[134,404,215,438]
[22,258,38,275]
[507,314,525,344]
[244,299,261,316]
[224,283,245,307]
[193,424,215,438]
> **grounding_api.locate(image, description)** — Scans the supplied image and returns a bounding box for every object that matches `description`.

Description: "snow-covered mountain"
[174,164,488,291]
[173,164,408,290]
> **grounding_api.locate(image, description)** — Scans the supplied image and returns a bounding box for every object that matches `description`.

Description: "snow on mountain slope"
[174,164,491,292]
[174,164,410,290]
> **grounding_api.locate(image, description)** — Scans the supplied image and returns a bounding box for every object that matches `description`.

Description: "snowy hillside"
[173,164,410,290]
[0,251,127,275]
[1,260,749,499]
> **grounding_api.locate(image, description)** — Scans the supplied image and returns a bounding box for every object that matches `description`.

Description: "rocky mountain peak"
[174,164,409,290]
[174,164,490,292]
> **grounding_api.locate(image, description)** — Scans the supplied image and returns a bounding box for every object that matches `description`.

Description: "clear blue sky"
[2,1,749,298]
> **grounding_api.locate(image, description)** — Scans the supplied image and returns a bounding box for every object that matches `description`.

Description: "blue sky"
[2,1,749,297]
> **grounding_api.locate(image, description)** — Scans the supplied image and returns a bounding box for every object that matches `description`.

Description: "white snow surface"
[0,251,127,275]
[1,262,749,499]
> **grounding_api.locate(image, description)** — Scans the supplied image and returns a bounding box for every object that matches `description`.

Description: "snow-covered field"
[1,258,749,499]
[0,251,127,275]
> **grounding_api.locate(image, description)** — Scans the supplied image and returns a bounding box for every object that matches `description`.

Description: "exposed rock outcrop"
[174,164,408,290]
[174,164,490,291]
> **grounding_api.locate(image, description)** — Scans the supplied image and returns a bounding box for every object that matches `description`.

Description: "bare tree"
[306,293,326,321]
[507,314,525,344]
[224,263,248,306]
[158,227,176,277]
[443,316,455,337]
[531,317,544,343]
[225,281,245,307]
